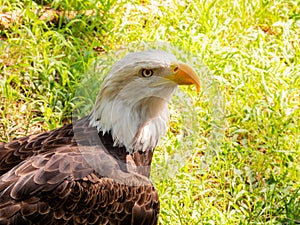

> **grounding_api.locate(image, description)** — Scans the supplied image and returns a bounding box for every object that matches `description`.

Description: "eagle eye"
[141,69,154,77]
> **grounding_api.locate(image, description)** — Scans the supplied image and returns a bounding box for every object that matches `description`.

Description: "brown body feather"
[0,116,159,225]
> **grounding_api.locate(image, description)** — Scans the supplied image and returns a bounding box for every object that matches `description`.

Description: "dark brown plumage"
[0,50,200,225]
[0,116,159,225]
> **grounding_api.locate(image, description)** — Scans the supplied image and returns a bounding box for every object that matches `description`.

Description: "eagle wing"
[0,118,159,225]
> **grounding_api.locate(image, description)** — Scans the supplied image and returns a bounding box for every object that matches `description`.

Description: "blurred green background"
[0,0,299,224]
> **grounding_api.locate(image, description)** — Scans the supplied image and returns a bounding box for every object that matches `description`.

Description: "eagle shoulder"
[0,117,159,225]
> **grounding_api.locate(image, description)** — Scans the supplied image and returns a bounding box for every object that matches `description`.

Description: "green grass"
[1,0,299,224]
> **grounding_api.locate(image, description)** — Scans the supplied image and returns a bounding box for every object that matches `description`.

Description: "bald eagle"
[0,50,200,225]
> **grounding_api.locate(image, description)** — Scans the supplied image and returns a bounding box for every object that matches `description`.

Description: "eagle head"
[89,50,200,153]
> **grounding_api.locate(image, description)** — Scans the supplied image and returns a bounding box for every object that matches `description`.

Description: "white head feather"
[89,50,182,153]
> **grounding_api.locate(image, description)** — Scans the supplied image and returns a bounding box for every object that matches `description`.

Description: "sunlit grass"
[0,0,299,224]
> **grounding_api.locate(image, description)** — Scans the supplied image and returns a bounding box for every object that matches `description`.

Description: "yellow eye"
[141,69,154,77]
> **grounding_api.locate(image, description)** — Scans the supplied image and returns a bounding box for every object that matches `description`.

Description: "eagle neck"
[89,96,172,153]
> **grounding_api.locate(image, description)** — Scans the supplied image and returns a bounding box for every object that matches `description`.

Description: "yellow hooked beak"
[167,63,200,92]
